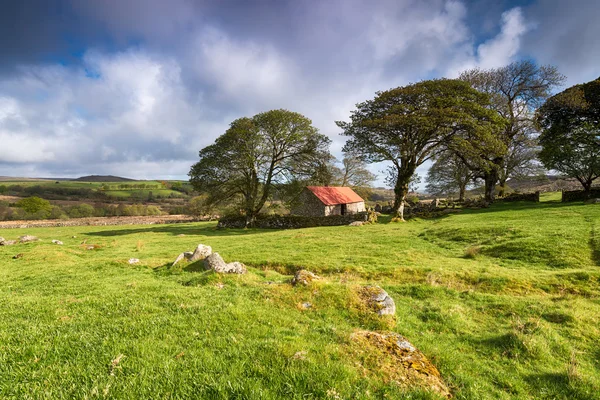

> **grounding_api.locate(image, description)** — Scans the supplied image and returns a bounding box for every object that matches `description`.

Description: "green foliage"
[537,77,600,191]
[67,204,95,218]
[338,78,503,218]
[189,109,331,224]
[426,150,476,200]
[15,196,52,214]
[457,60,564,201]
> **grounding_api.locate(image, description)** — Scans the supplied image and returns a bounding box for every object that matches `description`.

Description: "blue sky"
[0,0,598,184]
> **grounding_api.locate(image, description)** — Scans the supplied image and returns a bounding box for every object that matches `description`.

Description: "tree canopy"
[426,151,476,201]
[189,109,331,225]
[457,60,564,201]
[536,77,600,192]
[337,78,504,220]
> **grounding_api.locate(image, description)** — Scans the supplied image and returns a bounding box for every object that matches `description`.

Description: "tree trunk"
[483,170,499,203]
[458,183,466,202]
[497,177,507,197]
[583,180,592,195]
[392,179,409,221]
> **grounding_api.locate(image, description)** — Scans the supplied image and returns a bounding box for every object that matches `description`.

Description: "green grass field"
[1,195,599,399]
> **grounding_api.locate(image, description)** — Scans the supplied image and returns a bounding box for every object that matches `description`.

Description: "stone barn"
[291,186,366,217]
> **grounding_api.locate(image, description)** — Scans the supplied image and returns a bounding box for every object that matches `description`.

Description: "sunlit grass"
[1,194,599,399]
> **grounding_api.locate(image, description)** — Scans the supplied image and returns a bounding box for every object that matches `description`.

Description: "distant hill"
[505,175,584,193]
[74,175,136,182]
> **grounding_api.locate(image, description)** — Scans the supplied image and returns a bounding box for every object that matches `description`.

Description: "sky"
[0,0,599,185]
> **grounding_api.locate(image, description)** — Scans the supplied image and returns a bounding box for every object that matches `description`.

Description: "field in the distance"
[1,194,599,399]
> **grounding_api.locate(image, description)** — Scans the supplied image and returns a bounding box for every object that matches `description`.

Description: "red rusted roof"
[306,186,364,206]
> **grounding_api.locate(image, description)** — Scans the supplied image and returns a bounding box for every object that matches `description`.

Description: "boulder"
[52,240,64,245]
[19,235,39,243]
[172,251,194,266]
[222,261,247,274]
[0,240,16,246]
[188,244,212,262]
[362,285,396,316]
[203,253,246,274]
[128,258,140,264]
[349,221,364,227]
[351,330,450,398]
[0,237,4,244]
[291,269,320,286]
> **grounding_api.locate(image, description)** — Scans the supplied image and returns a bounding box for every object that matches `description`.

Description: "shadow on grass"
[84,223,279,238]
[524,372,597,400]
[459,199,589,216]
[589,224,600,267]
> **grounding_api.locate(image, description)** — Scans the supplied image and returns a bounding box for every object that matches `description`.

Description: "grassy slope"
[1,194,599,399]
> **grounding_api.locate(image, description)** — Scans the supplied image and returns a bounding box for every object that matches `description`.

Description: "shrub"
[67,204,95,218]
[15,197,52,214]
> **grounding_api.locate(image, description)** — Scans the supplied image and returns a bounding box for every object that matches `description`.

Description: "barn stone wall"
[325,202,366,216]
[291,189,327,217]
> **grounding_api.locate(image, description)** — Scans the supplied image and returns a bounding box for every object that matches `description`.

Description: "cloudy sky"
[0,0,598,183]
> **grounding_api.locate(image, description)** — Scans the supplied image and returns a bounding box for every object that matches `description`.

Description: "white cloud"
[476,7,529,69]
[0,1,536,183]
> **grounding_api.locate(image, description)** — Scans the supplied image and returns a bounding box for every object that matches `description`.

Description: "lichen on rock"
[351,330,451,398]
[291,269,320,286]
[361,285,396,316]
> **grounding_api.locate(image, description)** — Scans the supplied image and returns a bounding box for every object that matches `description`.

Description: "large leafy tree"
[189,109,331,225]
[457,60,564,201]
[426,151,476,201]
[536,77,600,193]
[337,79,504,220]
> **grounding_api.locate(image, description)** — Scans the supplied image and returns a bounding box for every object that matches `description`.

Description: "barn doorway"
[341,204,347,215]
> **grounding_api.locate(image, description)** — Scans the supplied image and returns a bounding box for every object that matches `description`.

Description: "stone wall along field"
[500,191,540,202]
[562,188,600,202]
[218,212,376,229]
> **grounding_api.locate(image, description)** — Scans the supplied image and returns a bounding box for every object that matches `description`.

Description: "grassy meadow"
[1,193,599,399]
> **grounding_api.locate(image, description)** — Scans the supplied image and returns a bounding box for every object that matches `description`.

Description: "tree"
[426,151,476,201]
[15,196,52,214]
[457,60,564,201]
[497,131,544,196]
[337,79,503,220]
[536,77,600,193]
[338,154,377,187]
[189,109,331,225]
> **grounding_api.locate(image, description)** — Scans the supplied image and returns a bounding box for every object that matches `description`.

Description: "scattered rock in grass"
[0,237,16,246]
[349,221,364,226]
[188,244,212,262]
[203,253,247,274]
[84,244,101,250]
[52,240,63,245]
[215,282,225,289]
[13,253,23,259]
[292,350,307,360]
[72,235,77,238]
[172,251,194,266]
[351,330,451,398]
[291,269,320,286]
[19,235,39,243]
[298,302,312,310]
[172,244,212,266]
[361,286,396,316]
[128,258,140,264]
